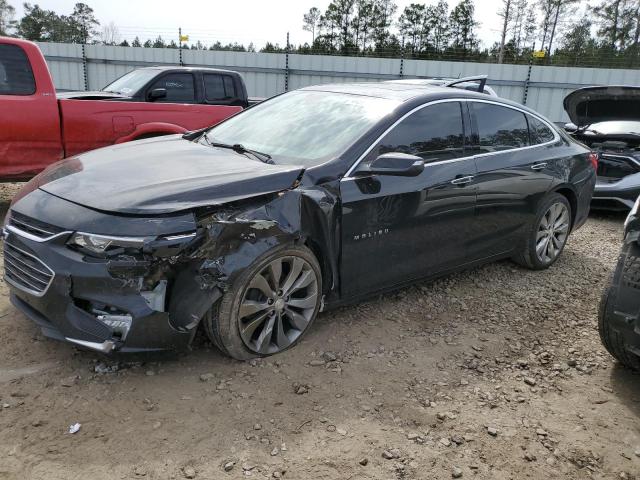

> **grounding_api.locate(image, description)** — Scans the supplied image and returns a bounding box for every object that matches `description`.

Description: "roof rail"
[444,75,488,93]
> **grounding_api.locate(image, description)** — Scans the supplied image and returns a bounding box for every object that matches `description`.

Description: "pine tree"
[303,7,322,43]
[0,0,16,36]
[398,3,426,53]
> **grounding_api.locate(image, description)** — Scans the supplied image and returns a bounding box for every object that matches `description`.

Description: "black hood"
[564,86,640,126]
[32,136,305,215]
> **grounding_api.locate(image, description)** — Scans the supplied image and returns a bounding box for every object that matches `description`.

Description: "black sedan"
[3,82,596,359]
[599,195,640,370]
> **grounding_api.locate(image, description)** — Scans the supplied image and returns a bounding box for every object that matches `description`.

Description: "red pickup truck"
[0,37,249,180]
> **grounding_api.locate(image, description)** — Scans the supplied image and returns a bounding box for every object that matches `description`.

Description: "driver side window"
[364,102,466,165]
[147,73,195,103]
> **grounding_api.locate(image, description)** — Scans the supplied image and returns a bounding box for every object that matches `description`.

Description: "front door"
[340,101,478,298]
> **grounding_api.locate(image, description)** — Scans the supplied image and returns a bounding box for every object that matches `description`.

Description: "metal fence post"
[179,27,184,66]
[399,36,405,78]
[522,43,535,105]
[285,32,290,92]
[81,43,88,91]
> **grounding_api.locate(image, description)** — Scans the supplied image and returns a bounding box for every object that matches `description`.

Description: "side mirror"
[360,153,425,177]
[148,88,167,101]
[564,122,578,133]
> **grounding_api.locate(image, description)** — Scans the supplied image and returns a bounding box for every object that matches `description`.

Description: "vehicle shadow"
[609,363,640,418]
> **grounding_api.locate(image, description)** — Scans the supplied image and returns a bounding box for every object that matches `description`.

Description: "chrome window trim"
[5,224,71,243]
[343,98,560,179]
[3,241,55,297]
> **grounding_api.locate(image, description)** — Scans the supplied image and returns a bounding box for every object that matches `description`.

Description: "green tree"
[17,3,63,41]
[425,0,449,54]
[303,7,321,43]
[0,0,16,35]
[151,35,166,48]
[371,0,397,51]
[68,2,99,42]
[448,0,479,56]
[398,3,426,53]
[593,0,631,50]
[131,36,141,47]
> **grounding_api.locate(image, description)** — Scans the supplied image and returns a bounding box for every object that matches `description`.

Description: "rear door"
[0,43,62,178]
[340,101,478,297]
[469,101,558,259]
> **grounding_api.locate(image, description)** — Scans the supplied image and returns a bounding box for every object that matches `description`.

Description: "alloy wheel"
[536,202,570,264]
[238,256,319,354]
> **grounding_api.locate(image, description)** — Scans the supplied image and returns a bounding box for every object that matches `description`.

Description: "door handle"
[530,162,548,170]
[450,175,475,185]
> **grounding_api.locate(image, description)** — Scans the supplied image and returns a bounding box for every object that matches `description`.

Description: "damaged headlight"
[68,232,152,255]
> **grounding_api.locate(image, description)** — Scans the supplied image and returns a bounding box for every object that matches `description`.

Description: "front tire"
[513,193,571,270]
[203,245,322,360]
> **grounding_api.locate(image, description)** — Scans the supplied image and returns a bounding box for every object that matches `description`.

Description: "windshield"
[204,90,399,167]
[585,121,640,135]
[102,69,159,95]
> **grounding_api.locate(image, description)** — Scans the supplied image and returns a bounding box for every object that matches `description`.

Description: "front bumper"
[4,229,193,353]
[600,238,640,359]
[592,172,640,210]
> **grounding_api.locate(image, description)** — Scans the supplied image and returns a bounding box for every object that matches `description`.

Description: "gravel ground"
[0,183,638,480]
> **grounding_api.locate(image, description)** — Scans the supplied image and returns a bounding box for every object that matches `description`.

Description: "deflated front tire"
[202,244,322,360]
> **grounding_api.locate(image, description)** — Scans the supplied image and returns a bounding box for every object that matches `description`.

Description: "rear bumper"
[4,229,193,354]
[600,238,640,359]
[592,172,640,210]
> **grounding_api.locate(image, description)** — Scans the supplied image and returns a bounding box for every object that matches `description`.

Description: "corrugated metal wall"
[37,42,640,122]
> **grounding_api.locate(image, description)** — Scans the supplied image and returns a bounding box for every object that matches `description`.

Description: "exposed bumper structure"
[4,228,194,353]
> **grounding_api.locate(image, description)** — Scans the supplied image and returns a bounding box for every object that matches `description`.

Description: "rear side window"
[528,115,555,144]
[148,73,195,103]
[0,44,36,95]
[366,102,466,163]
[472,103,529,151]
[204,74,237,101]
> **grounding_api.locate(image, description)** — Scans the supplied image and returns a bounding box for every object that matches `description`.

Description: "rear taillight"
[588,152,599,170]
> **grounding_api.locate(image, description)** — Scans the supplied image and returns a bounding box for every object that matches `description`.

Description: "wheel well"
[554,187,578,228]
[303,238,333,294]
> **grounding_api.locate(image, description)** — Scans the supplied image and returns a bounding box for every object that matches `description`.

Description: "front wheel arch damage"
[160,187,339,348]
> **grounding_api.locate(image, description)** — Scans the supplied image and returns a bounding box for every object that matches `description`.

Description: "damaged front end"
[4,181,338,354]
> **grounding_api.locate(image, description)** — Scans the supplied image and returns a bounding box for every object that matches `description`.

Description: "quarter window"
[528,115,555,144]
[204,73,237,101]
[472,103,529,151]
[0,44,36,95]
[148,73,195,103]
[365,102,466,164]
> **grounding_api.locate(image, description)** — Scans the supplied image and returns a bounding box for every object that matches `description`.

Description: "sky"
[13,0,514,49]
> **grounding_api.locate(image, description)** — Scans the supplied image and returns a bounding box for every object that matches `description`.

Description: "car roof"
[300,82,547,120]
[141,65,240,75]
[301,81,490,102]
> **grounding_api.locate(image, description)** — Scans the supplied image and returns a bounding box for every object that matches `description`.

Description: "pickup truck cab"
[0,37,248,180]
[61,65,250,108]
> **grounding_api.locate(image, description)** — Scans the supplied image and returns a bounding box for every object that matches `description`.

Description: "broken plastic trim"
[64,338,116,353]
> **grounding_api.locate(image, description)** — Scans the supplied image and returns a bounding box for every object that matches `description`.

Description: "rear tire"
[202,245,322,360]
[512,193,571,270]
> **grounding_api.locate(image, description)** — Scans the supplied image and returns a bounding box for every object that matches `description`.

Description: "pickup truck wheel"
[512,193,571,270]
[202,245,322,360]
